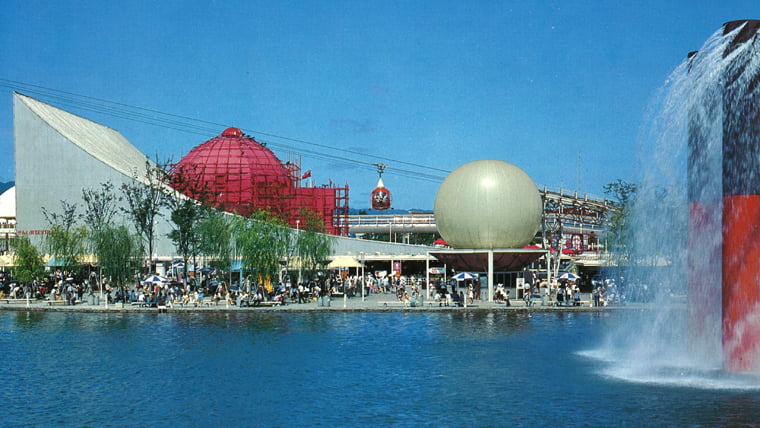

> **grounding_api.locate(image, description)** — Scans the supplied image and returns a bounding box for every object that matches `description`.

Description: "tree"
[238,210,290,289]
[41,200,86,271]
[82,181,121,232]
[163,161,218,283]
[122,160,166,268]
[196,207,234,270]
[91,224,141,291]
[11,235,43,285]
[165,197,204,282]
[293,208,335,282]
[603,179,639,265]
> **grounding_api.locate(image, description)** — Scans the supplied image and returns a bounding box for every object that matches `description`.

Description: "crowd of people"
[0,267,648,310]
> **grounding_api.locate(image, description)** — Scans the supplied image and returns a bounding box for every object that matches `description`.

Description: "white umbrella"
[327,256,362,269]
[452,272,476,281]
[556,272,580,281]
[142,274,168,284]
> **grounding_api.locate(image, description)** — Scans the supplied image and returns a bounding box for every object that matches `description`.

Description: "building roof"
[15,93,156,184]
[0,186,14,218]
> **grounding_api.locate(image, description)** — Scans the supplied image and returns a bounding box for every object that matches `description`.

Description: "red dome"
[172,128,293,216]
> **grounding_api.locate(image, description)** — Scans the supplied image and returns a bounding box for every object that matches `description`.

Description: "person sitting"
[253,287,264,306]
[556,288,565,306]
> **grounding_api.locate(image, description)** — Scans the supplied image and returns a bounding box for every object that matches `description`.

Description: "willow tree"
[11,235,44,286]
[237,210,290,289]
[293,208,335,283]
[91,224,141,292]
[196,207,233,270]
[41,200,86,271]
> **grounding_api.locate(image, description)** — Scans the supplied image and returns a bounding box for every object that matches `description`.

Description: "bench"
[47,300,68,306]
[378,301,407,307]
[1,299,29,304]
[554,300,591,307]
[256,301,280,307]
[131,301,156,308]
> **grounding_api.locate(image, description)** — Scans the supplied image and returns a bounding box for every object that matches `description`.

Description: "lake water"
[2,309,760,427]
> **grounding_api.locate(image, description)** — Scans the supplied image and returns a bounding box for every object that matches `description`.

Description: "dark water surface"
[1,310,759,427]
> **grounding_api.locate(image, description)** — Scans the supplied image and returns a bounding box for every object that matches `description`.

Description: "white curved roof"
[0,186,15,218]
[15,93,157,184]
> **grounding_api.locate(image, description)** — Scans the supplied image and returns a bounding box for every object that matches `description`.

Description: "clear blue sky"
[0,1,756,210]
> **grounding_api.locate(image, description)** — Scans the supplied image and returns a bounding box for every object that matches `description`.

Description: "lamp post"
[295,219,301,285]
[360,252,365,301]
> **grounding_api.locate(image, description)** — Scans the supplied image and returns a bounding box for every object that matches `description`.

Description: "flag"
[302,170,312,179]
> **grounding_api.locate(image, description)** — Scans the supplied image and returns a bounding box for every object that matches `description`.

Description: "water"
[2,309,760,427]
[602,20,760,379]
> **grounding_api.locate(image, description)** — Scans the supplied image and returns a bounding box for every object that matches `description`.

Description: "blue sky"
[0,1,757,210]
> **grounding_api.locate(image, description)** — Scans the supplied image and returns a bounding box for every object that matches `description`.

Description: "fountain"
[688,19,760,372]
[588,20,760,384]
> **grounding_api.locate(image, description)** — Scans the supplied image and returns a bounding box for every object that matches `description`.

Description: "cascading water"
[586,20,760,386]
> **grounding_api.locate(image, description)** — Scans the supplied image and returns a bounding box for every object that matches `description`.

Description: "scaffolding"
[171,128,349,235]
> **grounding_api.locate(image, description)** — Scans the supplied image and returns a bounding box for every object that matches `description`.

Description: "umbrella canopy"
[327,256,362,269]
[556,272,580,281]
[0,254,15,267]
[452,271,477,281]
[142,274,168,284]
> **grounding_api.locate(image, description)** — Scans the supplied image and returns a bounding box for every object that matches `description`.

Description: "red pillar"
[720,19,760,372]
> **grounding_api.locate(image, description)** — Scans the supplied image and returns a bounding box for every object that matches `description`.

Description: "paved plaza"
[0,290,618,313]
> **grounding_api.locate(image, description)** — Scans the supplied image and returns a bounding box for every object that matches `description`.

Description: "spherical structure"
[172,128,293,216]
[434,159,542,249]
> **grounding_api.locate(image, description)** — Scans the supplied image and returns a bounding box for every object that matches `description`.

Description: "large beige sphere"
[434,159,542,249]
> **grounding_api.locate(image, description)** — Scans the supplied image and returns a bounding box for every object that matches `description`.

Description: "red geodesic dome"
[171,127,293,217]
[171,128,350,235]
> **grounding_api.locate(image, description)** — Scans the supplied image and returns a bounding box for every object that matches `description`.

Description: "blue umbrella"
[556,272,580,281]
[142,274,168,284]
[452,272,476,281]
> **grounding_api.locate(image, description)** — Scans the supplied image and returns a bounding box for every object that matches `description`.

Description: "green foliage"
[91,224,141,288]
[237,210,290,282]
[165,198,203,265]
[121,160,165,261]
[603,179,639,265]
[41,200,86,270]
[196,207,233,269]
[82,181,121,232]
[10,235,43,285]
[603,179,638,206]
[293,209,335,281]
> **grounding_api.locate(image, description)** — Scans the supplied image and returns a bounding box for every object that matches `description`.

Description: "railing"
[346,214,438,234]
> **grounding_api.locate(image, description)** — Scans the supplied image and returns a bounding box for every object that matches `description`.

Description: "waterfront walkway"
[0,291,625,313]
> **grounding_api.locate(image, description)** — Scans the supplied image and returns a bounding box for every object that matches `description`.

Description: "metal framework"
[171,128,349,235]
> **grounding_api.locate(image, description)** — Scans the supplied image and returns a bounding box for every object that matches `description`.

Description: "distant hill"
[0,181,13,194]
